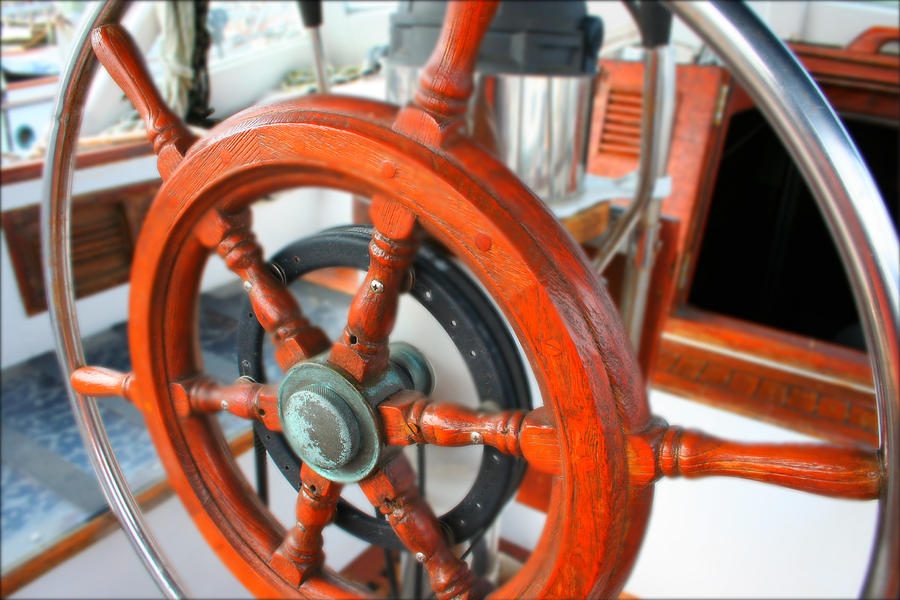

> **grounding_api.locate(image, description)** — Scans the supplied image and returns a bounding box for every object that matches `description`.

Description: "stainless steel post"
[591,45,674,273]
[40,2,187,597]
[297,1,329,93]
[308,27,329,94]
[618,43,676,350]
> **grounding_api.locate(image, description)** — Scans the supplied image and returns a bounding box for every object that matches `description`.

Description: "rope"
[185,0,214,126]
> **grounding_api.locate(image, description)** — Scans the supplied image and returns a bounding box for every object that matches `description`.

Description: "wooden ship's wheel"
[45,1,897,598]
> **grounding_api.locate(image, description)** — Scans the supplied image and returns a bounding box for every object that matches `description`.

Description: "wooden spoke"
[71,366,134,400]
[378,392,882,500]
[378,390,562,476]
[329,195,419,383]
[360,454,490,600]
[195,208,330,369]
[72,366,281,429]
[90,24,196,179]
[169,375,280,430]
[393,1,499,145]
[270,464,342,587]
[626,424,883,500]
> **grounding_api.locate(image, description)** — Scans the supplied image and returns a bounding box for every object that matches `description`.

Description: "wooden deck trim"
[665,307,873,388]
[1,139,154,185]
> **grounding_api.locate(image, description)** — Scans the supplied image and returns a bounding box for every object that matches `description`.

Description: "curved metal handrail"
[40,1,186,597]
[667,3,899,598]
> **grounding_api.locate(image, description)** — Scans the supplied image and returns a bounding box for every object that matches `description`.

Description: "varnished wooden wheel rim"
[128,95,653,598]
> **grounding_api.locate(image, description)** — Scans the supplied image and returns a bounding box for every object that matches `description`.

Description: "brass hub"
[276,342,433,483]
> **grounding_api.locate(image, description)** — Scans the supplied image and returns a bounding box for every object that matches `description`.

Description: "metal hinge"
[677,251,693,291]
[713,83,730,126]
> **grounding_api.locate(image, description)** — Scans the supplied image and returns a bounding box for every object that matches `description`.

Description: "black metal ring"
[237,225,531,550]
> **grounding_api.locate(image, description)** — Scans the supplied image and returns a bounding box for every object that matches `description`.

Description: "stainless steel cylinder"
[386,63,595,207]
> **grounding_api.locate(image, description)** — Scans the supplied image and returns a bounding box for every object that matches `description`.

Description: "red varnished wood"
[71,366,134,400]
[169,377,281,430]
[195,208,330,368]
[655,308,878,448]
[635,217,681,377]
[846,26,899,55]
[270,464,342,587]
[393,1,499,145]
[360,455,488,600]
[627,425,882,499]
[329,196,419,383]
[128,93,649,598]
[515,467,559,513]
[90,24,196,179]
[378,391,562,475]
[332,1,499,378]
[413,1,498,120]
[589,60,730,267]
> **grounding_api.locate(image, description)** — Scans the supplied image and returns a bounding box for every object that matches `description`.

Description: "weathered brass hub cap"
[276,343,433,483]
[280,385,360,469]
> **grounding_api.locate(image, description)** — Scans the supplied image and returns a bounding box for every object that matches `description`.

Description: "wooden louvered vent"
[597,87,642,158]
[1,180,157,315]
[587,63,648,178]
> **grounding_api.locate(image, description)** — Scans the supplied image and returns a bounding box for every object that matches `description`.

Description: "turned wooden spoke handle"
[195,208,330,367]
[414,1,499,119]
[271,465,341,586]
[91,24,195,177]
[655,427,882,500]
[71,366,133,400]
[360,455,487,600]
[169,376,281,430]
[329,195,419,382]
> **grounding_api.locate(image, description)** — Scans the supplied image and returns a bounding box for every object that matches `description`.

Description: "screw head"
[242,280,253,291]
[470,431,483,444]
[380,160,397,179]
[370,279,384,294]
[221,400,229,410]
[415,552,426,563]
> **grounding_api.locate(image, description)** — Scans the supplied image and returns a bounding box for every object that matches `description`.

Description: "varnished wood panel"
[653,309,877,449]
[1,179,158,315]
[788,29,899,122]
[587,32,894,443]
[634,216,680,378]
[0,139,154,185]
